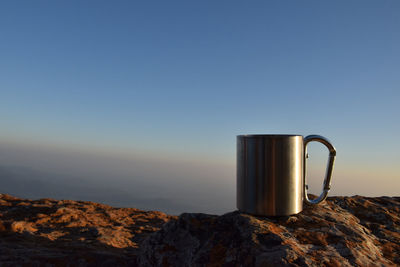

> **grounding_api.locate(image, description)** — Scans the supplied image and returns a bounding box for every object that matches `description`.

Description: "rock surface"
[1,194,399,266]
[0,194,176,266]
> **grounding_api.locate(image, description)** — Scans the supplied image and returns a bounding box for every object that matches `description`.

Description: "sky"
[0,1,399,214]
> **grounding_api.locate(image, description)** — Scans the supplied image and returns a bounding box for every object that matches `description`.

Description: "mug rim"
[237,134,303,138]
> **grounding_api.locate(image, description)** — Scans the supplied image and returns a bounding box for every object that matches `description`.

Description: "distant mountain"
[0,165,196,214]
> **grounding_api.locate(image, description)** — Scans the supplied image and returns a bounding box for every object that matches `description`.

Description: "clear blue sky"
[0,1,399,209]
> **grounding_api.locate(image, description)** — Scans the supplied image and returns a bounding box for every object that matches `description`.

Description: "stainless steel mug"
[237,134,336,216]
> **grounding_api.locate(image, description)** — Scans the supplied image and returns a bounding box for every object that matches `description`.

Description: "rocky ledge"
[0,194,399,266]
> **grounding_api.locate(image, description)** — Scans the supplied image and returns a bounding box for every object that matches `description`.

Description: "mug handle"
[303,135,336,204]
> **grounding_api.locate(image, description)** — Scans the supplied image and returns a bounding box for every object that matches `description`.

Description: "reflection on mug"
[237,134,336,216]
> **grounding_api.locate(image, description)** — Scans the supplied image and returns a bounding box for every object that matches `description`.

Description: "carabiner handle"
[304,135,336,204]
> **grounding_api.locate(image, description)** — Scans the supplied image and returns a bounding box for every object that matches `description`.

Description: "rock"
[0,193,399,266]
[10,221,38,233]
[139,196,400,267]
[0,193,176,266]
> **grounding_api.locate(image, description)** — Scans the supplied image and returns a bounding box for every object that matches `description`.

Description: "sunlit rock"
[0,193,399,266]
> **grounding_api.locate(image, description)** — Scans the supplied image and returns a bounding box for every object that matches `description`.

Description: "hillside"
[0,193,399,266]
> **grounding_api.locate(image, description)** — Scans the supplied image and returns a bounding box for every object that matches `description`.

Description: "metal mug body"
[237,134,336,216]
